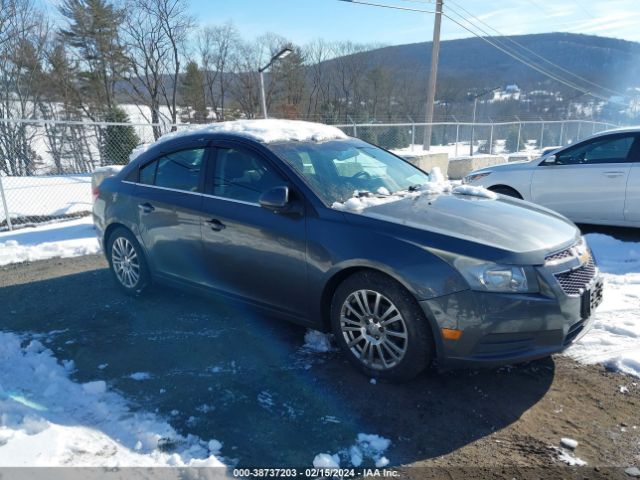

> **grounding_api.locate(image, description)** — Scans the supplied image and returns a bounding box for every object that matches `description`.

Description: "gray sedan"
[93,120,603,381]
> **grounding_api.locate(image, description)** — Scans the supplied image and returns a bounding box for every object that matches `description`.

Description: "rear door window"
[155,149,205,192]
[139,148,205,192]
[139,160,157,185]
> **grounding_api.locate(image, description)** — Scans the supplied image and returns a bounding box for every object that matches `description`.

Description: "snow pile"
[566,234,640,378]
[332,167,497,212]
[313,453,340,469]
[93,165,124,175]
[560,437,578,450]
[451,184,498,199]
[0,217,100,266]
[626,467,640,477]
[331,191,418,212]
[421,166,453,195]
[129,142,153,162]
[0,331,225,467]
[0,175,92,224]
[312,433,391,469]
[555,448,587,466]
[131,120,348,161]
[303,330,334,353]
[429,166,446,184]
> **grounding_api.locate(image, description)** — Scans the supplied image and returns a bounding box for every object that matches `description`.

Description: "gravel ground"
[0,254,639,477]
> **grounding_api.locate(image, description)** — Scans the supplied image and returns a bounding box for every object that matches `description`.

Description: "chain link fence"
[0,117,620,231]
[0,119,193,231]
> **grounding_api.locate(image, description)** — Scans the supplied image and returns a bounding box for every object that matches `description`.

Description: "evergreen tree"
[101,107,139,165]
[59,0,127,114]
[378,126,410,149]
[180,61,208,123]
[357,127,379,145]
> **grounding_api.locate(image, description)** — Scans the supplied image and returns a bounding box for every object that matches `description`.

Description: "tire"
[106,227,150,295]
[330,270,434,382]
[489,185,522,199]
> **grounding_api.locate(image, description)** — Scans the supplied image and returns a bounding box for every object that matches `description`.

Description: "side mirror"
[259,186,290,211]
[542,154,557,165]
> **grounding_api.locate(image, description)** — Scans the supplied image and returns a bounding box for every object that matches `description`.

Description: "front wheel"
[107,227,150,295]
[488,185,522,199]
[330,271,434,382]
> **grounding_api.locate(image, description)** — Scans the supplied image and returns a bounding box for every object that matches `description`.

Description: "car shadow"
[578,223,640,242]
[0,266,555,468]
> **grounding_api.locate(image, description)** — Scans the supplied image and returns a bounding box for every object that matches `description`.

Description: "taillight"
[92,186,100,202]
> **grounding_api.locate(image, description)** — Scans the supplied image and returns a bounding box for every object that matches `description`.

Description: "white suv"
[464,127,640,228]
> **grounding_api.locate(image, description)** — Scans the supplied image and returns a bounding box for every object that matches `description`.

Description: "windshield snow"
[271,140,431,206]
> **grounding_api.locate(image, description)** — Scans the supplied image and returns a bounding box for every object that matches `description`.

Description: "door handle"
[603,171,625,178]
[206,218,226,231]
[138,202,155,214]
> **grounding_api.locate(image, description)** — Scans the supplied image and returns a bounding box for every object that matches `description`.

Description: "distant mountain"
[114,33,640,123]
[326,32,640,95]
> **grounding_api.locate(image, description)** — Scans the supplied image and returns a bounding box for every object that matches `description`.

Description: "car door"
[530,133,637,222]
[133,146,208,285]
[200,142,308,317]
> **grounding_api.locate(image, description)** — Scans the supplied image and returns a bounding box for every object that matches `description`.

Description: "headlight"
[463,172,491,184]
[453,256,539,293]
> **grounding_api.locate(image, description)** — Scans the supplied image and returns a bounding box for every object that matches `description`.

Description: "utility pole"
[422,0,443,151]
[259,47,293,119]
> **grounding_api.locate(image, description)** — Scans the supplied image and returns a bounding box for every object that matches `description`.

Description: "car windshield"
[270,139,430,205]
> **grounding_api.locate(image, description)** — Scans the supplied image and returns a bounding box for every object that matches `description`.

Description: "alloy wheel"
[340,289,408,370]
[111,237,140,289]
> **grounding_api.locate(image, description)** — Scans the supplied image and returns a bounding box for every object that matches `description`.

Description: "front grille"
[545,247,573,264]
[554,259,596,296]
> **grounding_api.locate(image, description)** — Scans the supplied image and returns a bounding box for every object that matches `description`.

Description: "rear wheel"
[107,227,150,295]
[331,271,434,382]
[488,185,522,199]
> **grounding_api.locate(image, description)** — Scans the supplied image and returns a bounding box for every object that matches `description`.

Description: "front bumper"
[420,265,603,369]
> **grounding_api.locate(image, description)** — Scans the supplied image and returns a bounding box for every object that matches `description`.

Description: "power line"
[441,11,613,102]
[572,0,595,19]
[336,0,626,104]
[520,0,548,16]
[445,0,626,99]
[336,0,434,14]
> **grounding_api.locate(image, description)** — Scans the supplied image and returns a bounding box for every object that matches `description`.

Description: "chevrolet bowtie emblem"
[572,244,590,265]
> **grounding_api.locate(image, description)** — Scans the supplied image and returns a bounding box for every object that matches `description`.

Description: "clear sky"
[192,0,640,46]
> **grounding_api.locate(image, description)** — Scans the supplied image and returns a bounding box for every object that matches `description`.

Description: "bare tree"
[331,41,370,121]
[197,22,238,121]
[122,0,173,139]
[229,39,261,119]
[0,0,49,175]
[136,0,193,130]
[304,39,333,120]
[271,45,306,119]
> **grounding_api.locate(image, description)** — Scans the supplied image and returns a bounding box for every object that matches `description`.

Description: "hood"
[349,192,579,265]
[473,158,537,175]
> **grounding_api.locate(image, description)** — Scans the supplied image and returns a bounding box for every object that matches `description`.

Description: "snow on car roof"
[129,119,348,162]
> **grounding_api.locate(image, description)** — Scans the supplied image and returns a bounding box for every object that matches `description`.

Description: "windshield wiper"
[353,190,373,198]
[390,185,422,196]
